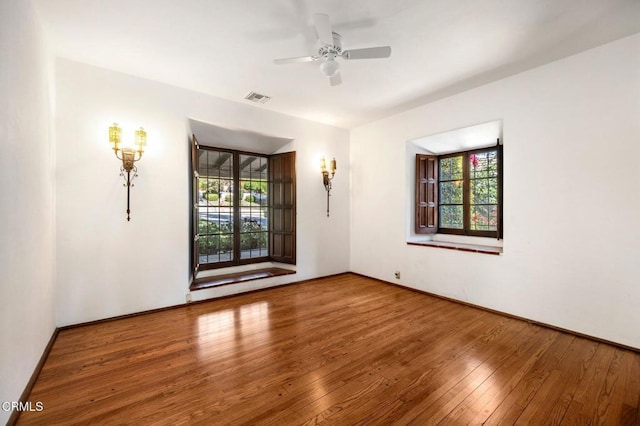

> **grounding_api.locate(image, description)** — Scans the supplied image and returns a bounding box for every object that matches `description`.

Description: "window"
[416,145,502,238]
[191,136,296,274]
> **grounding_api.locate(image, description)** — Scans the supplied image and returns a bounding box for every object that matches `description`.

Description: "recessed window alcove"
[188,119,297,290]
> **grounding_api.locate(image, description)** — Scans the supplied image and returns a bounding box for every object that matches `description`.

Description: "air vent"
[244,92,271,104]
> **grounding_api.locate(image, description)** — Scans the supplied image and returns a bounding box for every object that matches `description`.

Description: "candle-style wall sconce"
[108,123,147,221]
[321,156,336,217]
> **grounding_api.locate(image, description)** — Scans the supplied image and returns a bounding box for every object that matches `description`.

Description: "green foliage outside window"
[439,156,463,229]
[242,180,267,194]
[469,152,498,231]
[198,220,267,256]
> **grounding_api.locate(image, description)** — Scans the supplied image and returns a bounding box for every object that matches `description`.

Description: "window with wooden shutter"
[190,141,296,273]
[415,145,503,238]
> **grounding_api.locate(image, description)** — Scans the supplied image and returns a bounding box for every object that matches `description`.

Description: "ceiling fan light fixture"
[320,58,340,77]
[273,13,390,86]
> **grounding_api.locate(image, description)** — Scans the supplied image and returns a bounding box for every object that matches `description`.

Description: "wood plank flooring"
[18,273,640,425]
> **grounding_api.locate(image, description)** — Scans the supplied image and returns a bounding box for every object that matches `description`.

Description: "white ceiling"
[33,0,640,129]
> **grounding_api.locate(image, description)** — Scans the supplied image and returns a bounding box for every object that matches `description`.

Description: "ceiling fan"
[273,13,391,86]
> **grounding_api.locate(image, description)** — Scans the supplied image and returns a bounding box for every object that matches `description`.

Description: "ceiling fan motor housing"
[318,32,343,59]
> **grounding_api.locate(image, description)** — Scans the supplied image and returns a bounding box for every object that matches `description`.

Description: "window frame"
[190,136,296,276]
[416,144,503,239]
[195,146,270,271]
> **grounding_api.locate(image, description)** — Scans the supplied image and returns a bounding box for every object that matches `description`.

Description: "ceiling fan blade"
[314,13,334,46]
[329,73,342,86]
[273,56,318,64]
[343,46,391,60]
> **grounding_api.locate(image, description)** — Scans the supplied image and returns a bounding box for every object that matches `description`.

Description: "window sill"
[407,240,502,255]
[190,267,296,291]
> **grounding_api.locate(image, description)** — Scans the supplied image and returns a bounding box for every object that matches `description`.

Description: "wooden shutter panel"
[269,151,296,264]
[415,154,438,234]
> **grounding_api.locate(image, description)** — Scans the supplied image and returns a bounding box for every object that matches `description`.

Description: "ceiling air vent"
[244,92,271,104]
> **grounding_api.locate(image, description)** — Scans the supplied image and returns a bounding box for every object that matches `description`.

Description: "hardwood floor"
[18,274,640,425]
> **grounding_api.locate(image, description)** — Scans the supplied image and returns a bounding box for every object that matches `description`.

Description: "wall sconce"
[321,156,337,217]
[108,123,146,221]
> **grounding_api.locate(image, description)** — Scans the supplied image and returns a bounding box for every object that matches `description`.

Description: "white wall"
[351,33,640,348]
[54,59,350,326]
[0,0,56,422]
